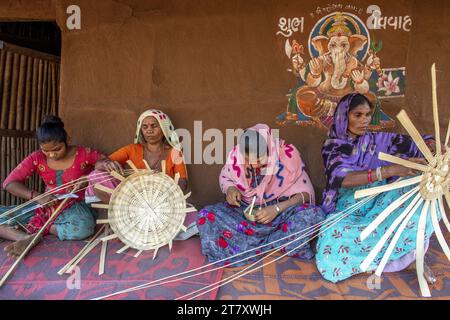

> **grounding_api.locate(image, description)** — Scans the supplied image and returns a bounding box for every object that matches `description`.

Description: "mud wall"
[1,0,449,207]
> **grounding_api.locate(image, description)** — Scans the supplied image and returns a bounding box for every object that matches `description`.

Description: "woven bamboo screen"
[0,41,60,205]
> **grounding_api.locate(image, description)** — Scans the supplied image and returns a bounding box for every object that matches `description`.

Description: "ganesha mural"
[277,10,406,130]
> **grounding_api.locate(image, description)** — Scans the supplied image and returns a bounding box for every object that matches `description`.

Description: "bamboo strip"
[431,64,441,155]
[134,250,143,258]
[355,176,421,199]
[430,200,450,261]
[174,172,180,185]
[161,160,166,175]
[445,120,450,148]
[152,246,160,260]
[94,184,115,194]
[416,200,431,297]
[360,193,422,271]
[96,219,110,224]
[93,196,376,300]
[66,239,102,274]
[360,187,418,241]
[116,245,129,254]
[0,189,75,287]
[396,110,435,163]
[110,170,125,182]
[142,159,151,171]
[441,194,450,232]
[57,225,106,275]
[101,234,118,242]
[99,240,107,275]
[379,152,429,172]
[126,160,139,173]
[91,203,109,210]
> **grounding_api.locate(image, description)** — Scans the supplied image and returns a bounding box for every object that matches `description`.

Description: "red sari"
[2,146,102,234]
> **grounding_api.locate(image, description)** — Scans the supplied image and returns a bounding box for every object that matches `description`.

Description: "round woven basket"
[107,171,186,250]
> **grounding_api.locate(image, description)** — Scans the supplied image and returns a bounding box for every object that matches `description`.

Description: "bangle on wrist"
[376,167,383,182]
[275,205,281,214]
[367,169,374,184]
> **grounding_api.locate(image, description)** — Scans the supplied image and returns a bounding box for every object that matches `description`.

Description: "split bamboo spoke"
[396,110,435,163]
[360,192,422,271]
[416,200,431,297]
[355,176,421,199]
[430,200,450,261]
[375,198,424,276]
[431,64,441,155]
[360,186,418,241]
[378,152,429,172]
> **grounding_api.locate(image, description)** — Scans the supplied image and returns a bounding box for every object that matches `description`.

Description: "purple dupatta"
[321,93,433,214]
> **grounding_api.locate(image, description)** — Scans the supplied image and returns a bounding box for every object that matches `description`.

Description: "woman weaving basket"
[316,93,443,283]
[197,124,326,267]
[0,116,103,259]
[86,109,188,203]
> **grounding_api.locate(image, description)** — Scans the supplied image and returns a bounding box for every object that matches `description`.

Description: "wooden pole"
[1,51,12,129]
[30,58,38,130]
[23,56,33,131]
[8,53,19,129]
[15,54,26,131]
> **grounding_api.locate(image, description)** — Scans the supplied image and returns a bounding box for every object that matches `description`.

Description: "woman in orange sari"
[86,109,188,203]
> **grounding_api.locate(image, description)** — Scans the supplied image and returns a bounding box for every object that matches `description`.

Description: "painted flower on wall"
[377,72,400,95]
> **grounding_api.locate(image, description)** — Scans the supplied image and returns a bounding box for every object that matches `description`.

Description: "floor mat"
[0,235,223,300]
[217,234,450,300]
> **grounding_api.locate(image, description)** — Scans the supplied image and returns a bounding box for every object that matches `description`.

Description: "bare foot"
[4,235,40,260]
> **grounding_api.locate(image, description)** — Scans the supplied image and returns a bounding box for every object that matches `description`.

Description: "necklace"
[144,144,165,171]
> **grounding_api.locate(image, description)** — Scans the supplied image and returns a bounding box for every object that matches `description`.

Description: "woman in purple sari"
[316,93,441,283]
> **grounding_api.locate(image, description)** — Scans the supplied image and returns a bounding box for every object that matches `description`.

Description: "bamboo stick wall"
[0,42,60,205]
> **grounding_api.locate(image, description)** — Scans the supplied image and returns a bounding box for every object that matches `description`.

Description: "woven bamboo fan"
[92,160,193,254]
[354,64,450,298]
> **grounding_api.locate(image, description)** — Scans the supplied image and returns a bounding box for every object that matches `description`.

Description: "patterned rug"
[0,235,223,300]
[217,234,450,300]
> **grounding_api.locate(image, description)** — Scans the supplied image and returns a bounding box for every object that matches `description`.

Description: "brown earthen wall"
[1,0,449,207]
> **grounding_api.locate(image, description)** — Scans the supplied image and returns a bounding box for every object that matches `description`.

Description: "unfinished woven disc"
[107,171,186,251]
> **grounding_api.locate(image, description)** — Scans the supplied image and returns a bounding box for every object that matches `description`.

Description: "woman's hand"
[254,206,278,224]
[35,194,58,207]
[97,159,123,173]
[226,186,241,206]
[386,158,427,177]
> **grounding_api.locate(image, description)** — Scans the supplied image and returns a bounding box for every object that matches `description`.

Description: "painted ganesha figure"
[290,14,381,128]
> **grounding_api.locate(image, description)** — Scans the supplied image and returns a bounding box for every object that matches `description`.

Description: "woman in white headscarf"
[86,109,188,203]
